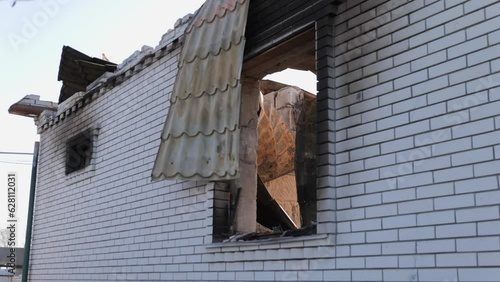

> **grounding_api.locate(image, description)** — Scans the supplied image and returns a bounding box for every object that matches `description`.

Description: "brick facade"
[27,0,500,281]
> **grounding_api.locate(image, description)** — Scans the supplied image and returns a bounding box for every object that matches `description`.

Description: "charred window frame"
[210,0,337,243]
[65,129,93,175]
[212,28,319,242]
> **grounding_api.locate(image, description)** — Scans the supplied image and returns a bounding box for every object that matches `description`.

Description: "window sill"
[65,164,95,185]
[206,233,334,252]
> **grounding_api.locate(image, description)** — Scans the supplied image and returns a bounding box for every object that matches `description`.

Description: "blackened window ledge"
[65,164,96,185]
[205,233,334,251]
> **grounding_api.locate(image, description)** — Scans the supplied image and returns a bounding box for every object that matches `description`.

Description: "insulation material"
[257,87,306,183]
[152,0,249,180]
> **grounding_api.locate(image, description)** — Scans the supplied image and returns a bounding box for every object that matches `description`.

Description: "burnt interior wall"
[245,0,335,58]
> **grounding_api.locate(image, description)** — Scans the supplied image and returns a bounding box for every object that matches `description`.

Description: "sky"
[0,0,315,247]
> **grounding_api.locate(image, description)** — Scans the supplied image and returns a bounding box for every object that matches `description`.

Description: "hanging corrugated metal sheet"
[152,0,249,180]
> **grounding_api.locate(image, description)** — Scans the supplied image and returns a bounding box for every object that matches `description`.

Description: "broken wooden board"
[256,176,297,230]
[264,174,301,228]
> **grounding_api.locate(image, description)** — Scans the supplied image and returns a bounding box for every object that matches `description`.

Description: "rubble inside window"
[256,80,317,228]
[213,82,318,242]
[212,29,318,242]
[226,80,317,242]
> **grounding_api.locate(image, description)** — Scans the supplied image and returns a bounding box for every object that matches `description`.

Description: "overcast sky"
[0,0,315,246]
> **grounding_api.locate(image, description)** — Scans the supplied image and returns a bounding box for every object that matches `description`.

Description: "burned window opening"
[256,79,317,231]
[65,129,93,175]
[213,29,318,242]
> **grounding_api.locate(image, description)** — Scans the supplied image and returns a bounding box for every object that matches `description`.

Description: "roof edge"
[36,13,194,134]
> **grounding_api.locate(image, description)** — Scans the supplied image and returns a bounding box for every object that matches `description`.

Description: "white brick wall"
[332,0,500,281]
[27,0,500,281]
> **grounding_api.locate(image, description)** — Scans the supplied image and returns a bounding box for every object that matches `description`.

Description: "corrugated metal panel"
[152,0,250,180]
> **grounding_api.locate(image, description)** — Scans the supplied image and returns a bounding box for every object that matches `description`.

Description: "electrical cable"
[0,160,32,166]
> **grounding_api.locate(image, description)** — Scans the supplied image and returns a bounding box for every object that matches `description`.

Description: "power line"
[0,152,33,156]
[0,160,32,166]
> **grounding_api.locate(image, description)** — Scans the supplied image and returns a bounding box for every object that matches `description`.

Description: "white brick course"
[436,223,477,238]
[478,220,500,235]
[416,182,454,199]
[350,244,380,256]
[417,210,455,226]
[430,56,467,78]
[395,120,430,138]
[382,189,416,203]
[365,256,398,268]
[419,269,458,282]
[451,147,495,165]
[435,194,475,210]
[474,160,500,177]
[446,9,485,34]
[456,206,500,223]
[476,189,500,206]
[455,176,499,194]
[414,155,451,173]
[427,4,464,28]
[432,137,471,156]
[452,118,495,138]
[478,252,500,266]
[398,199,434,214]
[364,154,396,170]
[448,35,488,59]
[470,100,500,121]
[417,239,456,253]
[378,40,409,60]
[410,25,445,48]
[395,70,429,90]
[472,130,500,148]
[436,253,477,267]
[459,268,500,282]
[393,22,426,43]
[378,63,410,83]
[399,254,435,268]
[457,237,500,252]
[428,29,465,52]
[399,226,435,240]
[450,62,491,85]
[364,128,395,146]
[393,96,427,114]
[381,137,414,154]
[382,215,417,229]
[379,87,411,106]
[466,14,500,39]
[434,165,474,182]
[410,0,445,23]
[412,75,449,96]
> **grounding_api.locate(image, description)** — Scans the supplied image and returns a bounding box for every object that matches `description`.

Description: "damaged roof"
[8,95,57,118]
[34,15,192,133]
[58,46,117,103]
